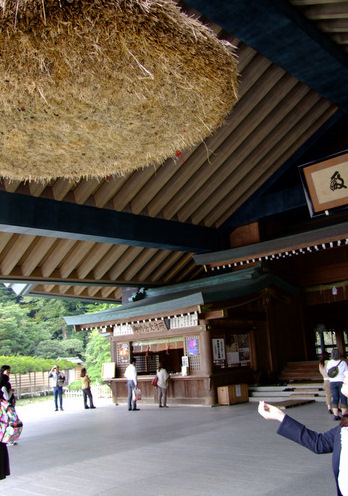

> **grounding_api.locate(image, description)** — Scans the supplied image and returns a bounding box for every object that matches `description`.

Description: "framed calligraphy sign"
[299,152,348,217]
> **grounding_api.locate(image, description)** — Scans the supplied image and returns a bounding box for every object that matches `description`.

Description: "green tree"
[35,340,66,359]
[0,301,50,355]
[0,355,75,374]
[0,283,118,361]
[85,329,111,382]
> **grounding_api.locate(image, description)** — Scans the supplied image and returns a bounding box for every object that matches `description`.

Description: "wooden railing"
[64,384,112,399]
[12,371,51,398]
[10,372,112,399]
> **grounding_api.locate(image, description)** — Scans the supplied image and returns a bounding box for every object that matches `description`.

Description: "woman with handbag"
[327,349,348,420]
[319,351,333,414]
[157,363,169,408]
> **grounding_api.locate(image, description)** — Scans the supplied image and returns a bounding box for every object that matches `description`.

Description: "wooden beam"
[213,102,335,226]
[1,235,36,276]
[0,190,223,253]
[194,221,348,267]
[199,309,228,320]
[22,237,57,277]
[185,0,348,111]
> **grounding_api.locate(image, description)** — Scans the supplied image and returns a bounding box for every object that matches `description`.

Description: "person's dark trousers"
[330,381,347,407]
[83,387,95,408]
[53,386,63,410]
[127,380,137,410]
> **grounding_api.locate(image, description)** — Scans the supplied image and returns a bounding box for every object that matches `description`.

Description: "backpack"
[327,360,342,378]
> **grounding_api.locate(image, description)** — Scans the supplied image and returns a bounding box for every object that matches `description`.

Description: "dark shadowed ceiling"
[1,0,348,302]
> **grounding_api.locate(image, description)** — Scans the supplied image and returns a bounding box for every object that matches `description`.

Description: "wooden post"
[199,327,213,376]
[199,327,215,405]
[263,290,274,373]
[336,329,346,357]
[298,299,309,360]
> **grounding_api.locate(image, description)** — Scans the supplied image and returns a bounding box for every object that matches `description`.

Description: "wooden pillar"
[110,339,117,363]
[199,327,213,376]
[336,329,346,357]
[298,299,309,360]
[199,327,215,405]
[263,290,274,373]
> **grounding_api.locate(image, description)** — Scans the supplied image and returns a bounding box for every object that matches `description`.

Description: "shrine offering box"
[217,384,249,405]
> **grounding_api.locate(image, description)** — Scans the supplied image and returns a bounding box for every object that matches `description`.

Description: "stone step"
[249,386,289,392]
[250,391,295,397]
[249,384,323,392]
[248,383,327,404]
[249,396,326,403]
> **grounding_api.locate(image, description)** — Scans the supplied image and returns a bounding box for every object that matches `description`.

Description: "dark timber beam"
[224,186,306,227]
[0,190,225,253]
[185,0,348,112]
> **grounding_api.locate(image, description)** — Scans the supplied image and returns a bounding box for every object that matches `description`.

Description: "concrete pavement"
[0,396,336,495]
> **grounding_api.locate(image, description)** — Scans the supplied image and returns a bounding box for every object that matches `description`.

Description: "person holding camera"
[48,365,66,412]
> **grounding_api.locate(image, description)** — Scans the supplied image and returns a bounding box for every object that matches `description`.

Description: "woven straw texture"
[0,0,238,181]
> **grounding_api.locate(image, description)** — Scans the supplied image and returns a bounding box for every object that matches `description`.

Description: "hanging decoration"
[0,0,239,181]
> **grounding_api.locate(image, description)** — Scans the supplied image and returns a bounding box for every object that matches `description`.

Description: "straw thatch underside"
[0,0,238,181]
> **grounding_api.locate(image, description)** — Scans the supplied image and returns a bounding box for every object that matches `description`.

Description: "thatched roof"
[0,0,238,181]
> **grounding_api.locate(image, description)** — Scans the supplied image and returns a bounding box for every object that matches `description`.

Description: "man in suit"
[258,370,348,496]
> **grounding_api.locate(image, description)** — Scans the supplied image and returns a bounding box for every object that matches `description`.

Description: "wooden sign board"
[130,320,168,334]
[300,152,348,216]
[102,362,116,379]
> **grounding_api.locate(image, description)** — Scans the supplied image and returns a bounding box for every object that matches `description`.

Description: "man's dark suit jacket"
[278,415,343,496]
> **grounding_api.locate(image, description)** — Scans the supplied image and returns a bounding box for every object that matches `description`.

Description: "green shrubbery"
[66,380,82,391]
[0,355,75,374]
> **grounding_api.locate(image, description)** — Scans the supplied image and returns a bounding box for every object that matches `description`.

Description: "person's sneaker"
[60,408,64,411]
[90,406,96,409]
[334,415,341,421]
[85,406,89,409]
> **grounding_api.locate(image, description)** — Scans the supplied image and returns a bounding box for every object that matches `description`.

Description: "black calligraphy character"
[330,171,347,191]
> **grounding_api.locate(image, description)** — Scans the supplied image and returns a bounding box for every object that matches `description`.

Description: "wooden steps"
[279,361,322,382]
[248,361,325,406]
[248,383,325,404]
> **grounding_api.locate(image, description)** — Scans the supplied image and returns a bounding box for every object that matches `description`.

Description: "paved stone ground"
[0,396,337,495]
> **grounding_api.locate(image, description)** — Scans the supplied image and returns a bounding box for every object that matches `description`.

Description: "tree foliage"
[0,355,75,374]
[0,284,118,365]
[85,329,111,382]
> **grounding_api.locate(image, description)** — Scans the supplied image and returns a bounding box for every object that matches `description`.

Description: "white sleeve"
[1,386,12,401]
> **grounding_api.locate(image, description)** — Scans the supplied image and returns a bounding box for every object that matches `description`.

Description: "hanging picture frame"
[299,151,348,217]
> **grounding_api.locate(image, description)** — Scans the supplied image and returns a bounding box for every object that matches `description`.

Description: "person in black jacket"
[258,369,348,496]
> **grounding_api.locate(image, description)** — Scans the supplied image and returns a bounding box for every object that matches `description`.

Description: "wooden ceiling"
[290,0,348,52]
[1,0,348,302]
